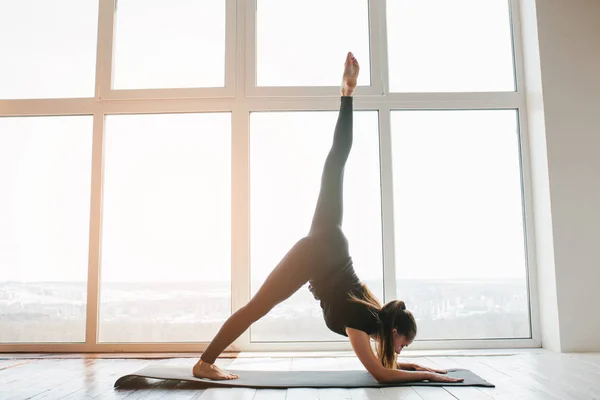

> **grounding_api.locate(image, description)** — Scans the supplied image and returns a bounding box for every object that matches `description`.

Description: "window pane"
[250,111,382,342]
[391,110,530,340]
[99,113,231,343]
[0,0,99,99]
[0,116,93,343]
[113,0,226,90]
[387,0,515,92]
[256,0,371,87]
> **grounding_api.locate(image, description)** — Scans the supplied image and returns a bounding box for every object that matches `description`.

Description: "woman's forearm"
[377,368,432,384]
[396,361,414,370]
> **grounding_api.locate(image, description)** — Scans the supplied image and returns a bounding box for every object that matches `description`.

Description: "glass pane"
[256,0,371,87]
[99,113,231,343]
[0,116,93,343]
[387,0,515,92]
[113,0,226,90]
[391,110,530,340]
[250,110,382,342]
[0,0,99,99]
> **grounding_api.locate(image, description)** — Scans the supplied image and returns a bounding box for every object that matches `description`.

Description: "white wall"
[522,0,600,352]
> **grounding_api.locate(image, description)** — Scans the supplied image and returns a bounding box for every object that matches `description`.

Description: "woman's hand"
[346,329,463,384]
[425,372,464,383]
[397,362,448,374]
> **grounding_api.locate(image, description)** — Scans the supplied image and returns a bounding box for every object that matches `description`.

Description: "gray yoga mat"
[115,365,495,388]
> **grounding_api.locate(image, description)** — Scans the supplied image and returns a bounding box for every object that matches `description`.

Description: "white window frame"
[99,0,237,100]
[0,0,540,353]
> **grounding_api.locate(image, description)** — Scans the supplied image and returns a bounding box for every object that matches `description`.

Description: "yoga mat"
[115,365,495,388]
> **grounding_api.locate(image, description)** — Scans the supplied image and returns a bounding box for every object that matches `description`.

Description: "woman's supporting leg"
[194,237,317,379]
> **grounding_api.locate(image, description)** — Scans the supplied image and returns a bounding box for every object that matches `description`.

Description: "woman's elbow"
[371,368,391,384]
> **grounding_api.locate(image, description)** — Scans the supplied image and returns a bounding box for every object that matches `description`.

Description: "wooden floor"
[1,351,599,399]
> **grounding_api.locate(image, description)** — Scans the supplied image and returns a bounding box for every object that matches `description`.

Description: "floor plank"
[1,359,95,400]
[0,359,55,387]
[197,387,256,400]
[523,351,600,389]
[31,359,117,400]
[379,386,424,400]
[348,387,389,400]
[567,352,600,369]
[65,359,151,399]
[480,354,594,400]
[516,353,600,400]
[0,359,30,371]
[451,356,569,400]
[0,352,599,399]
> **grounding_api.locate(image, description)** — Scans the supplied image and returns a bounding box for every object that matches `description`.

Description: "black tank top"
[308,257,381,337]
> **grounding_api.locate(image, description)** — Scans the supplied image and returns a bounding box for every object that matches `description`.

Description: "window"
[0,0,99,99]
[113,0,226,89]
[390,110,530,340]
[249,111,383,342]
[0,116,93,343]
[99,113,231,342]
[386,0,515,92]
[0,0,536,352]
[256,0,371,87]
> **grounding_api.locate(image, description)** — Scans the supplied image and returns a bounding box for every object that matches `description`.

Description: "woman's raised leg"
[309,52,359,235]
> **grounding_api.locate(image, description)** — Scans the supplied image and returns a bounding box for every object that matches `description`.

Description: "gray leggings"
[201,97,353,363]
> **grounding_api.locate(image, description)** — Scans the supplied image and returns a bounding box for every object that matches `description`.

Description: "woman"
[194,52,463,384]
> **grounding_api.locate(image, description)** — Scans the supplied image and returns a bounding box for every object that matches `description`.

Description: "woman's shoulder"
[352,299,380,319]
[344,293,382,333]
[345,306,381,334]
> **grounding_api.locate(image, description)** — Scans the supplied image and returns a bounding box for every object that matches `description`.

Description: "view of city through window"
[0,277,529,343]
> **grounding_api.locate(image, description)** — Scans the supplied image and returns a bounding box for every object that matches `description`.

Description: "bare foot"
[341,51,360,96]
[193,360,239,380]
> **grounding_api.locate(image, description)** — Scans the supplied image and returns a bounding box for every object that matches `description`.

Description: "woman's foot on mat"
[193,360,239,380]
[341,51,360,96]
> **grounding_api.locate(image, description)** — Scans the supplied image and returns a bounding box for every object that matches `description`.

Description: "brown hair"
[349,283,417,369]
